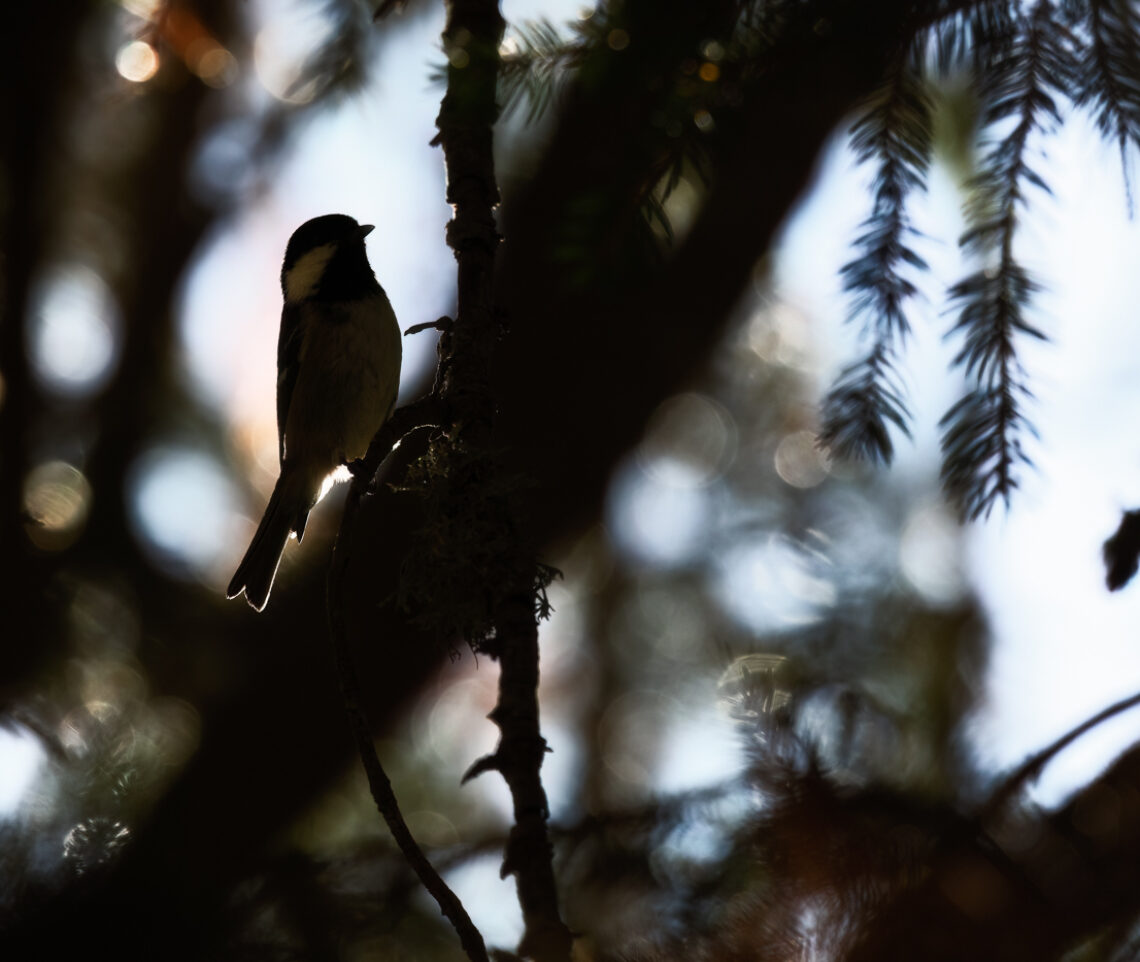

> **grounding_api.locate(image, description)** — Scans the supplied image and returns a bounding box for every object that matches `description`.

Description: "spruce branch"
[927,0,1021,75]
[1072,0,1140,202]
[940,0,1065,519]
[821,52,932,463]
[822,351,913,462]
[498,17,593,124]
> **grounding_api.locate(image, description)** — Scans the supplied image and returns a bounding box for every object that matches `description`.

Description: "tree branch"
[433,0,573,957]
[981,688,1140,821]
[326,400,487,962]
[0,0,89,687]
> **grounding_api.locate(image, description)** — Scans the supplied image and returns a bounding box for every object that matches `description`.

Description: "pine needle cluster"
[827,0,1139,519]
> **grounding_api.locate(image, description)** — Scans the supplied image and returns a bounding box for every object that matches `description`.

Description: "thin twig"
[326,397,488,962]
[982,689,1140,820]
[464,593,571,961]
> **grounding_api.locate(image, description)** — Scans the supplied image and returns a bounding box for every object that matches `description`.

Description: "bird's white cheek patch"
[284,243,335,302]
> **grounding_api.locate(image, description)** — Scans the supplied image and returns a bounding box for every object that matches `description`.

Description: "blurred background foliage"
[5,1,1140,961]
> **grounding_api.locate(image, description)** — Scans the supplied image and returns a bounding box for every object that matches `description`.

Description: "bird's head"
[281,213,376,304]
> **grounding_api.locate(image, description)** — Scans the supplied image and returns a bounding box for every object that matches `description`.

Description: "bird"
[227,213,403,611]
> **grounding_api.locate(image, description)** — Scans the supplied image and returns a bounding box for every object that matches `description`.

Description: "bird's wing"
[276,302,304,464]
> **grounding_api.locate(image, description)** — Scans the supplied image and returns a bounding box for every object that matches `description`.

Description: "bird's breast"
[285,296,402,469]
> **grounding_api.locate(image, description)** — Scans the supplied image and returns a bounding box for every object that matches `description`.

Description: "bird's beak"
[357,224,375,238]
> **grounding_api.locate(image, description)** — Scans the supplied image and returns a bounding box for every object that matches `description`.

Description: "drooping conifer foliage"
[818,53,932,464]
[938,0,1067,518]
[1072,0,1140,193]
[504,0,1140,520]
[829,0,1132,518]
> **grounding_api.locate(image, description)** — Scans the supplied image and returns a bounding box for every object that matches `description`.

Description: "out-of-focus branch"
[982,689,1140,821]
[0,0,90,687]
[844,737,1140,962]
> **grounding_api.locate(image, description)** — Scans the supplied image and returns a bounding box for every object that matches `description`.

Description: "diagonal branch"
[326,396,489,962]
[980,688,1140,821]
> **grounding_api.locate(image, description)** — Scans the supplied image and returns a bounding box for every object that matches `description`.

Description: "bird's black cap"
[283,214,367,271]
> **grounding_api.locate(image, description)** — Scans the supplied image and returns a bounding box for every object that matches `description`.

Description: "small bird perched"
[227,214,403,611]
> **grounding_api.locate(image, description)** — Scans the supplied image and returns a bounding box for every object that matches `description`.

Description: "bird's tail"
[227,470,314,611]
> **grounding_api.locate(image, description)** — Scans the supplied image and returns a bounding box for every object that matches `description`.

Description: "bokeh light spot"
[747,300,814,370]
[701,39,725,61]
[115,40,159,83]
[699,61,720,82]
[774,430,830,488]
[189,41,237,88]
[0,727,45,817]
[715,537,835,633]
[607,461,709,566]
[899,502,965,605]
[190,121,257,203]
[608,28,630,51]
[444,855,524,948]
[639,392,737,488]
[656,706,742,792]
[253,10,336,104]
[29,266,120,397]
[23,461,93,551]
[128,446,242,577]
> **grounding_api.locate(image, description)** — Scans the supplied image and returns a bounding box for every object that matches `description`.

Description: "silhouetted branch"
[433,0,572,957]
[981,688,1140,820]
[326,395,487,962]
[847,725,1140,962]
